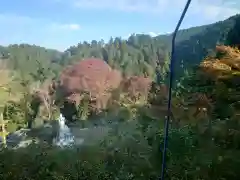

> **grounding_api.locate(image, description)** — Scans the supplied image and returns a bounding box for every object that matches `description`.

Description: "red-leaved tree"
[59,58,122,112]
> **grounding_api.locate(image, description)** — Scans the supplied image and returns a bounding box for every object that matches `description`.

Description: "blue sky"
[0,0,240,51]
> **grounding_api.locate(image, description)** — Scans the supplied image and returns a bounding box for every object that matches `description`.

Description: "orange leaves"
[200,45,240,82]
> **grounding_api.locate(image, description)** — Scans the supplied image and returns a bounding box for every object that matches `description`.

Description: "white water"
[53,113,75,147]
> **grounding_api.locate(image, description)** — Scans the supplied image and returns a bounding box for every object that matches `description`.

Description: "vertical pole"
[160,0,192,179]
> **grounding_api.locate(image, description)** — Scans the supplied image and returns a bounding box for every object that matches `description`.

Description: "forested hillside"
[172,14,240,75]
[0,14,239,83]
[0,13,238,139]
[0,11,240,180]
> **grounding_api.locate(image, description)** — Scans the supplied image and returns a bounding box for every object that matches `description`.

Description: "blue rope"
[160,0,192,179]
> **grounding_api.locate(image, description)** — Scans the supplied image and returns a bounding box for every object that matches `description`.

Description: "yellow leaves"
[216,45,240,57]
[200,45,240,81]
[201,59,231,72]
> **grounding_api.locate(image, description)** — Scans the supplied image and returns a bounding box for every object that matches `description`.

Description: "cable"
[159,0,192,179]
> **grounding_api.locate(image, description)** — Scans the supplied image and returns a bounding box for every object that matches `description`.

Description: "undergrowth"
[0,118,240,180]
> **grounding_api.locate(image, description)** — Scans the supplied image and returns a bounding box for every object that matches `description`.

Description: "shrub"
[1,120,240,180]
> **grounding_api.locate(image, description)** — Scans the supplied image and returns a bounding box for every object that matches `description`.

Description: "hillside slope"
[156,14,240,76]
[0,14,239,81]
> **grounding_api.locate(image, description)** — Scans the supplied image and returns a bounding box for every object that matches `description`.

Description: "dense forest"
[0,14,239,180]
[1,14,239,82]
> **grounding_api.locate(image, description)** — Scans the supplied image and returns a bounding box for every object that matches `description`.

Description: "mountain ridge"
[0,14,239,80]
[0,14,239,53]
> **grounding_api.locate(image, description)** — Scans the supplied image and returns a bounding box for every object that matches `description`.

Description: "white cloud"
[72,0,167,13]
[0,13,81,32]
[189,0,240,21]
[122,32,164,39]
[202,5,239,20]
[148,32,159,37]
[50,23,81,31]
[57,0,240,21]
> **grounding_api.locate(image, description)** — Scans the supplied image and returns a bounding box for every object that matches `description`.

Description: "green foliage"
[5,121,19,133]
[3,100,25,130]
[226,15,240,48]
[169,14,240,78]
[76,94,90,121]
[1,119,240,180]
[4,44,61,79]
[63,36,170,79]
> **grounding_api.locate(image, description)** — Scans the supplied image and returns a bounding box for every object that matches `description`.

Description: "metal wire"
[160,0,192,179]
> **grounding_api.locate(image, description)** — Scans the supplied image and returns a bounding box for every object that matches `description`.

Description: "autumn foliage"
[59,58,122,111]
[200,45,240,82]
[121,76,152,101]
[191,45,240,119]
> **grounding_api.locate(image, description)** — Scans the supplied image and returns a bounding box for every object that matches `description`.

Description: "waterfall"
[53,113,75,147]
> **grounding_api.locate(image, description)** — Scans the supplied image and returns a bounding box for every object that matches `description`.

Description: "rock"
[33,118,44,128]
[6,129,31,148]
[13,139,35,149]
